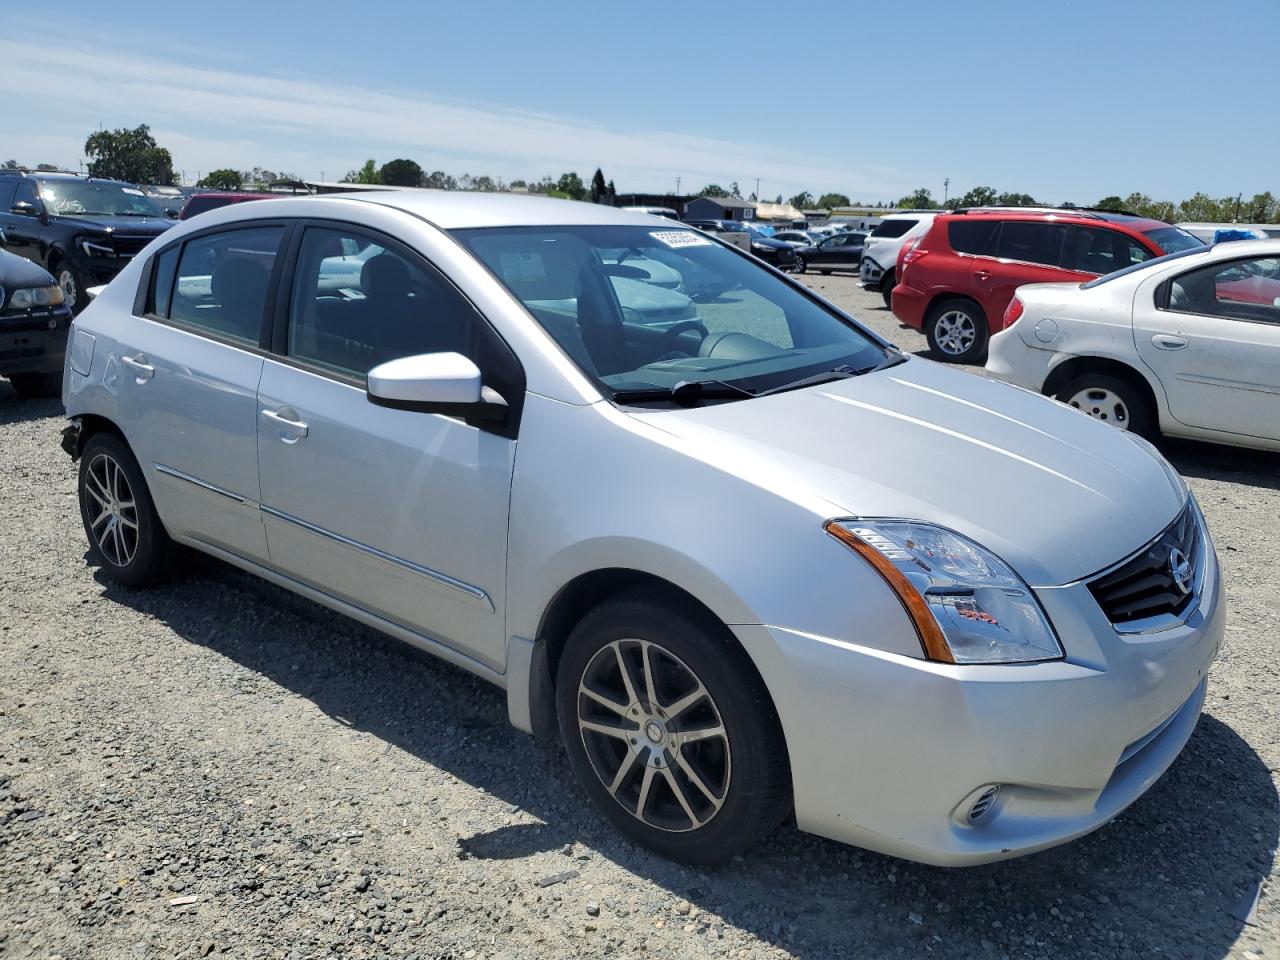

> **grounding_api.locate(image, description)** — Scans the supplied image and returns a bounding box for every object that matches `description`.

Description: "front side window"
[1062,226,1150,274]
[1166,256,1280,326]
[287,227,478,378]
[37,179,163,218]
[452,225,888,399]
[996,221,1068,267]
[167,226,284,346]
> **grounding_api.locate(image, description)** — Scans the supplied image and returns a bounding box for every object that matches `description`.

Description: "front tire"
[55,263,90,315]
[78,432,172,587]
[926,298,989,363]
[792,255,806,274]
[1055,373,1154,437]
[7,371,61,398]
[556,588,790,864]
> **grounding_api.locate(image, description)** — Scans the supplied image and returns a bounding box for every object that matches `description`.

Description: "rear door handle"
[121,354,154,380]
[1152,334,1188,350]
[262,408,309,441]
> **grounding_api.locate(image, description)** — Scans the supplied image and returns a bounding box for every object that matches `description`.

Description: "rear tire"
[54,262,90,315]
[880,270,895,309]
[1055,372,1155,438]
[7,371,61,398]
[78,432,172,587]
[556,588,791,865]
[792,256,806,275]
[926,298,988,363]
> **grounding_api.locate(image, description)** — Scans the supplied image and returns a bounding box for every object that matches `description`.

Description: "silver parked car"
[60,193,1223,866]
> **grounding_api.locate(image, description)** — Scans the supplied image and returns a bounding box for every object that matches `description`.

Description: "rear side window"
[870,219,915,239]
[997,221,1068,267]
[948,221,1001,256]
[146,246,179,317]
[166,226,284,346]
[0,179,16,209]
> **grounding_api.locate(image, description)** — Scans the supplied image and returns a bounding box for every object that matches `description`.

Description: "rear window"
[870,219,916,239]
[1080,247,1207,288]
[948,221,1001,256]
[1144,226,1205,254]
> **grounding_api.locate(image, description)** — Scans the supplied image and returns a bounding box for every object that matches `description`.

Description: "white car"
[987,239,1280,451]
[60,192,1222,866]
[859,211,938,308]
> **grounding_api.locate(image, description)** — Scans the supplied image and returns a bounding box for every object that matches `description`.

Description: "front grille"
[109,234,160,258]
[1088,503,1201,627]
[0,345,46,362]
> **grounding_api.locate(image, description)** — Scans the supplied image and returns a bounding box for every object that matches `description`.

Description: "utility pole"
[943,178,950,204]
[675,176,681,196]
[755,177,760,201]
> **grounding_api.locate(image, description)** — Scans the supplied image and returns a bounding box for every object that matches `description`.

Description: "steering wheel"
[659,320,709,354]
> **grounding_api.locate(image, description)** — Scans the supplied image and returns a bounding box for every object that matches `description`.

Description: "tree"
[342,160,378,184]
[788,191,815,209]
[2,159,18,170]
[379,158,423,187]
[606,180,616,204]
[83,124,175,185]
[1095,195,1126,212]
[1176,192,1226,222]
[555,172,586,201]
[950,186,997,209]
[817,192,850,209]
[995,192,1037,207]
[773,194,782,204]
[423,170,458,190]
[699,184,730,198]
[896,187,938,209]
[590,168,607,204]
[728,181,742,198]
[470,175,497,192]
[509,179,527,190]
[1244,191,1277,222]
[198,169,243,190]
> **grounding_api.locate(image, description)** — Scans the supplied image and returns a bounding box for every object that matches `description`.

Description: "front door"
[255,223,517,671]
[1134,253,1280,442]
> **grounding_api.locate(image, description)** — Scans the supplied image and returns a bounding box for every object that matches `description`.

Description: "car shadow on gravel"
[0,385,63,425]
[1162,437,1280,492]
[95,557,1278,959]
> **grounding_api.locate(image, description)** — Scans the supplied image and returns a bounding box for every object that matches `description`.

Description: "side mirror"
[366,352,507,421]
[10,200,41,218]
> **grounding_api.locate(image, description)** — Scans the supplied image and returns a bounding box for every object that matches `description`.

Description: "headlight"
[826,520,1063,664]
[78,238,114,257]
[750,242,770,252]
[6,285,65,309]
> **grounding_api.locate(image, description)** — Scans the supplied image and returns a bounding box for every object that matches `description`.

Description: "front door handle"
[262,408,309,441]
[121,354,154,380]
[1152,334,1188,350]
[973,269,991,281]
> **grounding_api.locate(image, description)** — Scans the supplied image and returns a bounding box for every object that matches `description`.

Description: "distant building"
[683,196,757,221]
[612,192,689,215]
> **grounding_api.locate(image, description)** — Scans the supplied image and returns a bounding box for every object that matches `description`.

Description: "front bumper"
[733,535,1223,866]
[859,256,885,288]
[0,307,72,375]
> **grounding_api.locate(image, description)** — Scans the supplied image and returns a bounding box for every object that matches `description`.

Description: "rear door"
[118,221,289,561]
[974,220,1071,326]
[1134,253,1280,441]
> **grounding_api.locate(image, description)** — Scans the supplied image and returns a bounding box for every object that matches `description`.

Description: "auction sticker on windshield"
[651,230,712,249]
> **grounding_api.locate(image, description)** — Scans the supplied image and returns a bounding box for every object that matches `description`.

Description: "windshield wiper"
[755,352,908,397]
[610,378,755,406]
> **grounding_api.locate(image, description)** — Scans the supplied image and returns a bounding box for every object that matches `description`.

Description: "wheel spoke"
[611,642,640,706]
[581,719,632,741]
[640,641,658,706]
[86,469,111,506]
[90,506,112,530]
[608,748,640,795]
[675,751,722,807]
[678,723,726,745]
[635,764,656,820]
[580,684,630,717]
[664,685,706,720]
[117,513,138,531]
[661,766,700,828]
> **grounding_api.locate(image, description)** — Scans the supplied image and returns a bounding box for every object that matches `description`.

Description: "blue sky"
[3,0,1276,204]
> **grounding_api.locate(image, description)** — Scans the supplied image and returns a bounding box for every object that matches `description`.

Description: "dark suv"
[891,207,1203,362]
[0,171,174,313]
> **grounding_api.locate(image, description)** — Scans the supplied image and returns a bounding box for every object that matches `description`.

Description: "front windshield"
[1145,226,1204,254]
[37,179,163,217]
[452,225,889,400]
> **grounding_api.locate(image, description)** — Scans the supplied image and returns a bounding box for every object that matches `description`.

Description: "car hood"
[628,358,1185,586]
[53,214,173,235]
[0,249,55,287]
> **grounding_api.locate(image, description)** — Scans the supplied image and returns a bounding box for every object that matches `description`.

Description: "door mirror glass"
[10,200,40,217]
[367,352,483,407]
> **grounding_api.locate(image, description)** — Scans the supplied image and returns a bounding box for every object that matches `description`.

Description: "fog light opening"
[968,785,1001,823]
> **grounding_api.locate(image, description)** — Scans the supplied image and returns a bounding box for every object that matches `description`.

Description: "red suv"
[891,208,1203,362]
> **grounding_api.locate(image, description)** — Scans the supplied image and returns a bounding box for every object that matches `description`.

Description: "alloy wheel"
[83,452,139,566]
[933,310,976,356]
[576,638,730,832]
[58,268,78,311]
[1067,386,1130,428]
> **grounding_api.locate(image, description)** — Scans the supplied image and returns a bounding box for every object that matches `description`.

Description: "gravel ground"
[1,274,1277,960]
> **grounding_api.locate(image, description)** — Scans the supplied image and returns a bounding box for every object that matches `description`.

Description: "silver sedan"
[60,192,1223,865]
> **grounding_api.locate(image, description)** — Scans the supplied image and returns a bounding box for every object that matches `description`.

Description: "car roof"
[352,190,674,229]
[942,207,1169,231]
